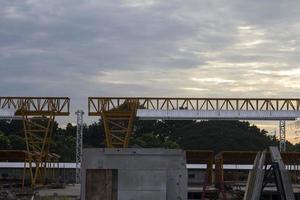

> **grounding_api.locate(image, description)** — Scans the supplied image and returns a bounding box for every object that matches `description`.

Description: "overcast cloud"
[1,0,300,135]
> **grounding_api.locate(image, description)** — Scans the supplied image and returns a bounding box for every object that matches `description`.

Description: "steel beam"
[0,97,70,116]
[88,97,300,148]
[0,97,70,188]
[89,97,300,115]
[75,110,84,184]
[137,110,300,120]
[22,113,55,187]
[279,120,286,152]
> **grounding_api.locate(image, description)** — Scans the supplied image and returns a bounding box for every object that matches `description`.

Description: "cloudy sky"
[1,0,300,138]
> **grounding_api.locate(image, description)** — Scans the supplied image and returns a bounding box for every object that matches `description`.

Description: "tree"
[130,133,180,149]
[163,140,180,149]
[65,123,76,137]
[8,135,25,150]
[1,117,298,161]
[0,132,11,149]
[294,143,300,152]
[83,121,105,148]
[134,120,279,153]
[131,133,162,148]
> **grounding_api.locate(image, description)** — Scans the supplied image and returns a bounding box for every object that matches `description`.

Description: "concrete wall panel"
[118,191,166,200]
[81,148,187,200]
[103,155,186,170]
[118,170,166,191]
[167,170,187,200]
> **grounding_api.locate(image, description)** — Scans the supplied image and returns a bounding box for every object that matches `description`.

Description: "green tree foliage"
[52,126,76,162]
[0,132,11,149]
[7,135,25,150]
[130,133,179,148]
[294,143,300,152]
[176,120,277,152]
[133,120,280,152]
[0,118,299,161]
[131,133,162,148]
[163,140,180,149]
[83,121,105,148]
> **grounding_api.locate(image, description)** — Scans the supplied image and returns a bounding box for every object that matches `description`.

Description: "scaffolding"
[279,120,286,152]
[75,110,84,184]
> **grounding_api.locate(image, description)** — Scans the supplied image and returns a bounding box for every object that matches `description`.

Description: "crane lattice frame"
[88,98,138,148]
[0,97,70,187]
[89,97,300,149]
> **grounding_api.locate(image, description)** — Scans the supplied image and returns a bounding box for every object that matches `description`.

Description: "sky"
[1,0,300,140]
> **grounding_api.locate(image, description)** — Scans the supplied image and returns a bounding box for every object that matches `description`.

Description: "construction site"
[0,97,300,200]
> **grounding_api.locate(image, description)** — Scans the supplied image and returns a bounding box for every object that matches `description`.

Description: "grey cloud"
[1,0,300,126]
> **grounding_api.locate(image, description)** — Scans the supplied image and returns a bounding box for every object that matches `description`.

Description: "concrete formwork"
[81,148,187,200]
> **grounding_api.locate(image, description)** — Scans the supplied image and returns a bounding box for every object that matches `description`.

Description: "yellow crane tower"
[88,97,138,148]
[0,97,70,187]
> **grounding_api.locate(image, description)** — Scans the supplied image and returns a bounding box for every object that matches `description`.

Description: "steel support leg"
[22,113,55,187]
[101,99,138,148]
[75,110,84,184]
[279,120,286,152]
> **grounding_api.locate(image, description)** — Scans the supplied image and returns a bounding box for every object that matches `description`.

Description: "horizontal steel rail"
[0,97,70,116]
[88,97,300,116]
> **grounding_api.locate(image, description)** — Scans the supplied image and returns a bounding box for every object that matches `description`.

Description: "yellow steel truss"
[88,97,300,113]
[22,114,55,186]
[0,97,70,188]
[88,97,300,148]
[88,98,138,148]
[102,111,135,148]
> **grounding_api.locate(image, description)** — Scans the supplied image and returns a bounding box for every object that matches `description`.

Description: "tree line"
[0,119,299,162]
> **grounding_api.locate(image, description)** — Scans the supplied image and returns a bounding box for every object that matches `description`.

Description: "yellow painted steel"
[88,97,300,148]
[88,97,300,115]
[88,98,138,148]
[22,113,55,186]
[0,97,70,188]
[0,97,70,116]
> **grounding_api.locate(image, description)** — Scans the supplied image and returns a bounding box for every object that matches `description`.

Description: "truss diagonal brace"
[90,99,139,148]
[22,112,55,187]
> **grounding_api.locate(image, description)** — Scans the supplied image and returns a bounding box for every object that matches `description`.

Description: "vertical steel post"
[279,120,286,152]
[75,110,84,184]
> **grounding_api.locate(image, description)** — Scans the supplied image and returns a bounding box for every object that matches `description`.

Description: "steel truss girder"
[0,97,70,116]
[88,97,300,115]
[0,97,70,188]
[88,97,300,148]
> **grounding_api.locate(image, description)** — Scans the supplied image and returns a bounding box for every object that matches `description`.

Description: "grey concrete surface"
[38,184,80,197]
[81,148,187,200]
